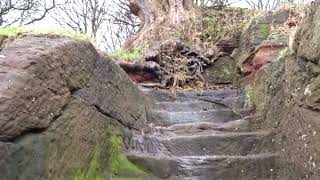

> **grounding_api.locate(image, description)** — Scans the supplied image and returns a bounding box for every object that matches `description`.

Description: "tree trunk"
[125,0,193,49]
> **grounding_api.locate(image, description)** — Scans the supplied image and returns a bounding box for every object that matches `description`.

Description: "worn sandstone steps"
[148,109,252,126]
[157,118,251,133]
[140,86,245,103]
[126,153,279,180]
[127,87,277,179]
[153,97,244,111]
[129,130,274,156]
[153,100,227,111]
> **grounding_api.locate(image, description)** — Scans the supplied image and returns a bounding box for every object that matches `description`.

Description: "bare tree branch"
[0,0,56,26]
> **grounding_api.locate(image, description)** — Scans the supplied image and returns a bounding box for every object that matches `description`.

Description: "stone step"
[129,131,274,156]
[158,117,251,133]
[153,97,245,111]
[126,153,279,180]
[148,109,252,126]
[140,87,245,103]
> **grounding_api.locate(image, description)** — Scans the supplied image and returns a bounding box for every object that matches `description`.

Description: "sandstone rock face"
[235,2,320,179]
[203,11,290,86]
[235,10,290,84]
[0,35,147,179]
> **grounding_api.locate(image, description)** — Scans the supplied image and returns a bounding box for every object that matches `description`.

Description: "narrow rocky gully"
[1,1,320,180]
[125,86,277,180]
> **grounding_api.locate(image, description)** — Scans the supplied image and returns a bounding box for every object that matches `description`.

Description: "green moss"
[73,125,148,180]
[222,68,232,76]
[74,146,102,180]
[107,126,148,179]
[244,84,254,107]
[258,23,271,38]
[111,48,144,61]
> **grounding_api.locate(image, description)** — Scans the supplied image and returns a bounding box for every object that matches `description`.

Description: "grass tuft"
[0,27,23,36]
[111,48,144,61]
[30,28,88,40]
[0,26,88,40]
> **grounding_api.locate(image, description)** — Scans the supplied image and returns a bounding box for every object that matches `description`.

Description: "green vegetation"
[244,85,254,107]
[74,146,102,180]
[258,23,271,38]
[201,16,222,42]
[192,7,254,45]
[0,27,22,36]
[111,48,144,61]
[31,28,88,40]
[0,26,87,40]
[222,67,232,76]
[107,126,148,179]
[73,125,148,180]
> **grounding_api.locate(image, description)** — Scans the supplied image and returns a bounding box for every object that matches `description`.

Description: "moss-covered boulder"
[0,35,149,179]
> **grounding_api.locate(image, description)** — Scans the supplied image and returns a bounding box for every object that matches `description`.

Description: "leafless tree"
[194,0,230,6]
[51,0,108,40]
[0,0,56,26]
[245,0,305,10]
[102,0,139,51]
[51,0,138,51]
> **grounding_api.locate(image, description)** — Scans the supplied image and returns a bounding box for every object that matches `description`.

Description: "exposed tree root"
[143,39,219,88]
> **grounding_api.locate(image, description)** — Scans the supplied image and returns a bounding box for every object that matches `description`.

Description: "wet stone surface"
[126,87,279,180]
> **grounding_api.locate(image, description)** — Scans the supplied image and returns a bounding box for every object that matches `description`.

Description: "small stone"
[301,134,307,140]
[313,131,317,136]
[0,55,6,58]
[304,84,312,96]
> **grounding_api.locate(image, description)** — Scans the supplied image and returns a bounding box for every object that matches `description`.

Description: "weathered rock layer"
[0,35,147,179]
[235,2,320,179]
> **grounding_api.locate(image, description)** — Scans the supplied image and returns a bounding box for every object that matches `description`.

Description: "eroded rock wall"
[0,35,147,179]
[236,2,320,179]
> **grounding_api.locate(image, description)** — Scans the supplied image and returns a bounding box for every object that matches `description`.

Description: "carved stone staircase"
[126,87,278,180]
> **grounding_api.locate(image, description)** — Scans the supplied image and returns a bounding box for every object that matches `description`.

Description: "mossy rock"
[203,57,236,84]
[107,125,149,179]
